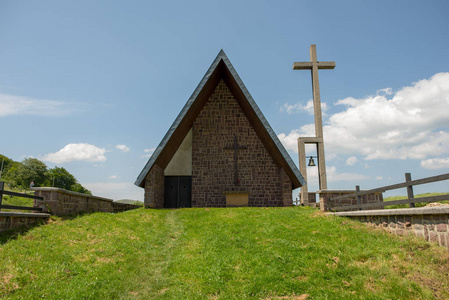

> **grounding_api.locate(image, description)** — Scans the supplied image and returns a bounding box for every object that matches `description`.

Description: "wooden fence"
[0,181,43,212]
[329,173,449,212]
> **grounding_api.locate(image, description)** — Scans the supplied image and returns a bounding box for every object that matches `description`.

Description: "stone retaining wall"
[330,207,449,250]
[319,190,383,211]
[32,187,141,216]
[0,212,50,233]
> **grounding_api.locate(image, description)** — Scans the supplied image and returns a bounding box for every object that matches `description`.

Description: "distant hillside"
[1,207,448,298]
[115,199,144,206]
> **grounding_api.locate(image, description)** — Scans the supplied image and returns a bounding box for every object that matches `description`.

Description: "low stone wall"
[330,207,449,250]
[319,190,383,211]
[32,187,140,216]
[0,212,50,233]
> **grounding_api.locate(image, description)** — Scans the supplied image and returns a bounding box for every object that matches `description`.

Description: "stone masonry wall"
[331,207,449,251]
[144,164,165,208]
[0,212,50,233]
[320,191,383,212]
[33,188,140,216]
[191,79,292,207]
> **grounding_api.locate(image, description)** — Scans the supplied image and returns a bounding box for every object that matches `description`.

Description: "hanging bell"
[308,156,316,167]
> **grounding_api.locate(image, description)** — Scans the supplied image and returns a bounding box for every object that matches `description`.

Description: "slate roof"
[135,50,306,188]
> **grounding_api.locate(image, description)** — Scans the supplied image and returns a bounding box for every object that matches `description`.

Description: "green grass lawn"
[1,184,34,212]
[1,207,448,299]
[384,192,449,209]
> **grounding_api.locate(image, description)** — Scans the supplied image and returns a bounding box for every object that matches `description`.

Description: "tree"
[46,167,77,190]
[0,154,15,179]
[6,158,48,188]
[71,183,92,195]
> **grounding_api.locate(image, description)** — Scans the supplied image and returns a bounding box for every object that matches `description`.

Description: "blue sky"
[1,1,448,200]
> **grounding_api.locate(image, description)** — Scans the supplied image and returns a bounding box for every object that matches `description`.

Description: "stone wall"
[319,190,383,211]
[32,187,140,215]
[0,212,50,233]
[330,207,449,251]
[144,164,165,208]
[191,79,292,207]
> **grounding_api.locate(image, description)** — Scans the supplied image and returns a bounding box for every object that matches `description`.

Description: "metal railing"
[0,181,43,212]
[329,173,449,212]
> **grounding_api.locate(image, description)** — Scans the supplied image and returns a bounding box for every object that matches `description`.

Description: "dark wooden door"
[164,176,192,208]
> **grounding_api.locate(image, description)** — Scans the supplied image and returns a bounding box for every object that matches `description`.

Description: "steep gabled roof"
[135,50,305,188]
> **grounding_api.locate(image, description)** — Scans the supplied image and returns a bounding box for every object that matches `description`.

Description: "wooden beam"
[331,194,449,211]
[331,173,449,201]
[293,61,336,70]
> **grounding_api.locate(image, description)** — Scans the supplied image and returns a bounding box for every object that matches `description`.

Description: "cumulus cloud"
[278,73,449,165]
[83,182,144,201]
[141,148,156,158]
[0,94,75,117]
[42,143,107,163]
[307,165,369,183]
[280,99,328,115]
[420,158,449,170]
[346,156,358,166]
[116,144,130,152]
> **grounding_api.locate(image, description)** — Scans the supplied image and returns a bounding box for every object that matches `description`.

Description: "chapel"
[135,50,305,208]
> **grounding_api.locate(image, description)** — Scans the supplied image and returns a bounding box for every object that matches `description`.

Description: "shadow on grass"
[0,211,102,245]
[0,219,48,245]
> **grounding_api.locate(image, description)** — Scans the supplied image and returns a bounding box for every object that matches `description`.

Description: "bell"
[308,156,316,167]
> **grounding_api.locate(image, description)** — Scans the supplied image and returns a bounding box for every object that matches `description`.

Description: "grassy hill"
[115,199,144,206]
[1,207,448,299]
[384,192,449,209]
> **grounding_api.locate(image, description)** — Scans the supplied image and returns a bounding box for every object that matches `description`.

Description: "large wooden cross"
[293,44,335,139]
[224,135,247,185]
[293,45,335,203]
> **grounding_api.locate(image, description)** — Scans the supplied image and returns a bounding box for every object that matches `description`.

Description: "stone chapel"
[135,50,305,208]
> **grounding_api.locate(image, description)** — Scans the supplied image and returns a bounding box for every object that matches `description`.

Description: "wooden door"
[164,176,192,208]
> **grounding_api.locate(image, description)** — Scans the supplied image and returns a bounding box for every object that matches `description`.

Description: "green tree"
[46,167,77,190]
[71,183,92,195]
[0,154,15,179]
[6,158,48,188]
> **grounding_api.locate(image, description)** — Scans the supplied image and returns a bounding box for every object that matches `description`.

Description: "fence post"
[405,173,415,208]
[0,181,4,211]
[355,185,361,210]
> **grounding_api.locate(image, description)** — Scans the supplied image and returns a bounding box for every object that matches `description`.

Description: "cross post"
[294,45,335,204]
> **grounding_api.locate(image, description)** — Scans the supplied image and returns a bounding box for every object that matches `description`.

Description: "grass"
[1,183,34,212]
[384,192,449,209]
[0,207,449,299]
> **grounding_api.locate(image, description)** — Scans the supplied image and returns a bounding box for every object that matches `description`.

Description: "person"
[29,181,35,189]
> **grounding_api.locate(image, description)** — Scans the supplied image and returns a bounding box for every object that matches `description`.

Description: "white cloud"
[346,156,358,166]
[376,176,383,180]
[108,175,118,179]
[306,165,369,183]
[280,99,328,115]
[83,182,144,201]
[420,158,449,170]
[0,94,74,117]
[326,166,370,182]
[377,87,393,96]
[278,73,449,162]
[42,143,107,163]
[142,148,156,158]
[116,144,130,152]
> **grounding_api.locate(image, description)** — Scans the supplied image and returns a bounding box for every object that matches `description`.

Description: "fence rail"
[0,181,43,212]
[329,173,449,212]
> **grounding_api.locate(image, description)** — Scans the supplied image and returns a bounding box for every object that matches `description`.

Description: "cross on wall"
[224,134,248,185]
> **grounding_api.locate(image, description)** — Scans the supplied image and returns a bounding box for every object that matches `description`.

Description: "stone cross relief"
[224,134,247,185]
